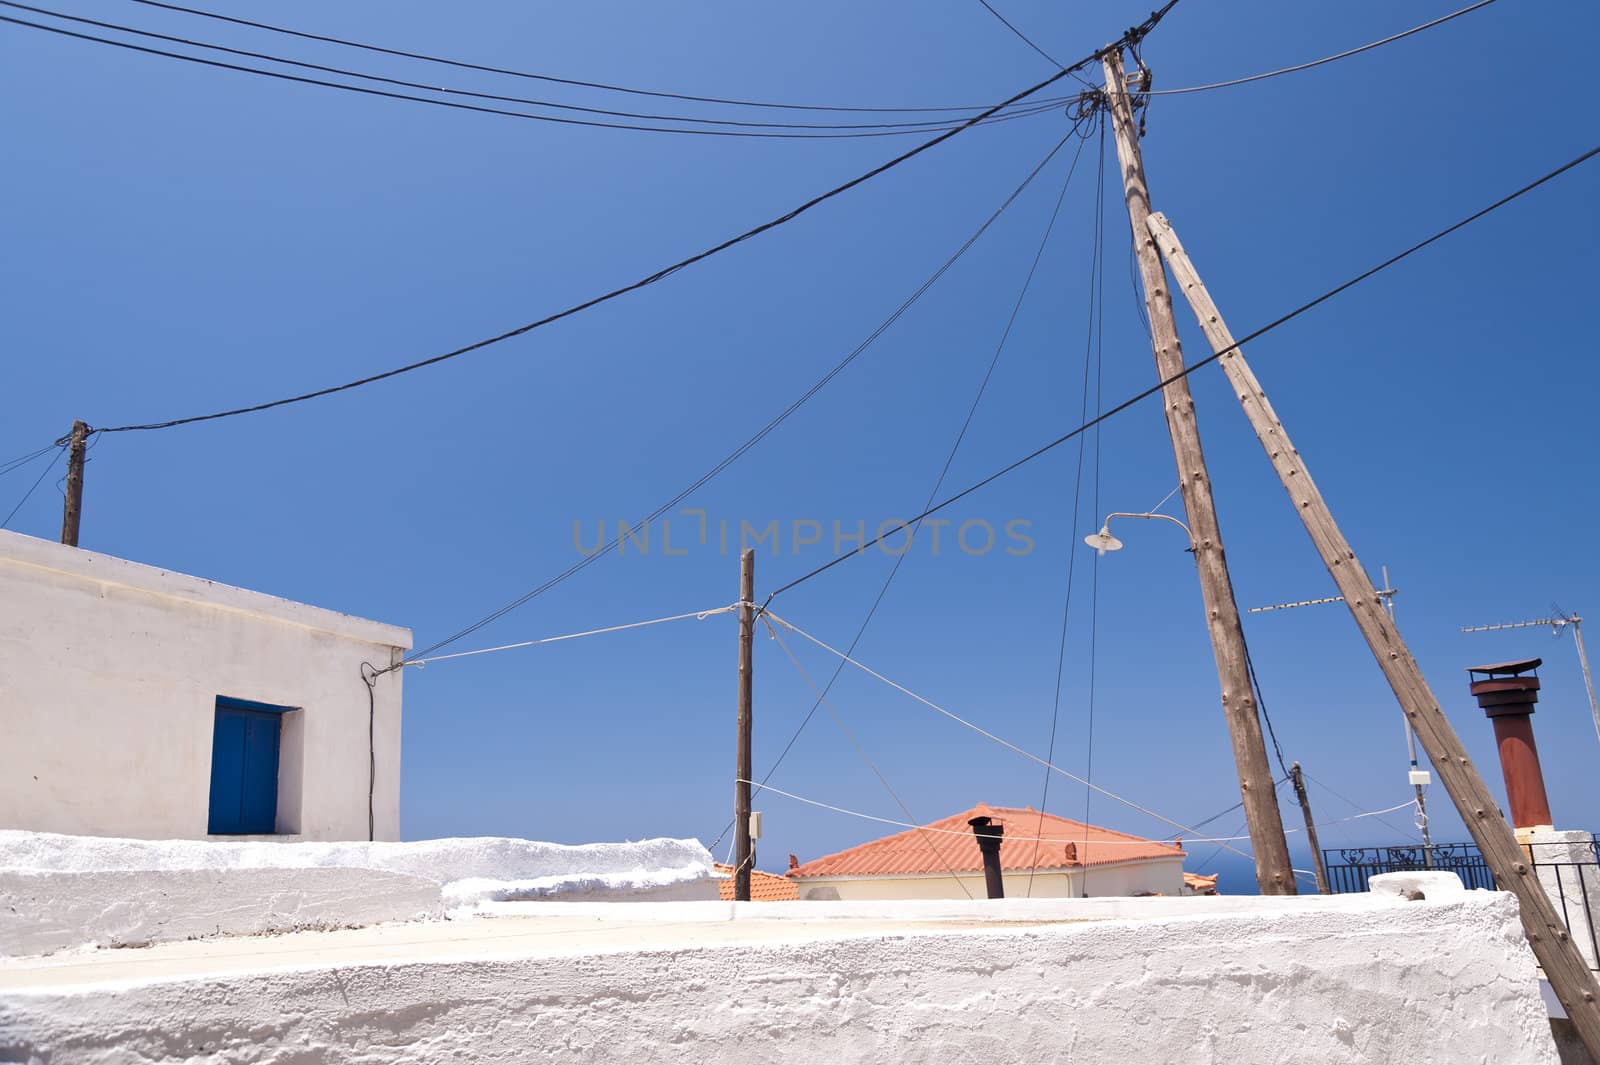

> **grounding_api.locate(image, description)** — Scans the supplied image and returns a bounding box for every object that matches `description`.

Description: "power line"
[711,122,1096,854]
[1242,638,1290,779]
[975,0,1062,68]
[1078,126,1109,893]
[1028,119,1106,897]
[403,604,736,666]
[83,67,1115,437]
[122,0,1081,116]
[0,10,1068,139]
[752,779,1409,847]
[764,143,1600,601]
[397,128,1085,666]
[761,607,1257,860]
[0,443,60,479]
[1,2,1076,135]
[1302,769,1417,841]
[0,446,66,529]
[761,617,973,898]
[1149,0,1499,96]
[71,5,1182,435]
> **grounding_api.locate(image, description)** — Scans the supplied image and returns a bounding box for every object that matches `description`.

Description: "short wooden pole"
[1290,762,1331,895]
[59,420,88,547]
[734,549,755,902]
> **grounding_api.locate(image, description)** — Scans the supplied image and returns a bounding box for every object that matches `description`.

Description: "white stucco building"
[0,530,410,842]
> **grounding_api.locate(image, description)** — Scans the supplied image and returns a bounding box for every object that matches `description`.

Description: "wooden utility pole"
[1289,762,1330,894]
[59,420,88,547]
[1101,49,1296,895]
[1147,209,1600,1056]
[734,548,755,902]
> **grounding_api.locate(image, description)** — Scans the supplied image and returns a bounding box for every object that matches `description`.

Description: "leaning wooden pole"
[1290,762,1331,895]
[1101,49,1296,895]
[1147,208,1600,1055]
[734,548,755,903]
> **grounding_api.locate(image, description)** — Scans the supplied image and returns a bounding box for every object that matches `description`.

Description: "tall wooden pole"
[1101,49,1296,895]
[59,420,88,547]
[734,548,755,902]
[1147,208,1600,1056]
[1290,762,1331,894]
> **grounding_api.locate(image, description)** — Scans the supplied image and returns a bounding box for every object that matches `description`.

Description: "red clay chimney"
[1468,658,1554,835]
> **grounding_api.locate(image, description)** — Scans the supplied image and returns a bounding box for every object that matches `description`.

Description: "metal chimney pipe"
[1468,658,1554,835]
[968,815,1005,899]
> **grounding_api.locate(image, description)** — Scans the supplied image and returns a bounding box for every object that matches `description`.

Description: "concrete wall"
[0,530,410,842]
[796,857,1184,900]
[0,886,1559,1063]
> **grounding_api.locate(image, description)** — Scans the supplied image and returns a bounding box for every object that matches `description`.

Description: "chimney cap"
[1467,658,1542,678]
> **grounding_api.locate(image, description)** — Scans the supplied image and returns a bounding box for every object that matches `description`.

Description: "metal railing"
[1323,836,1600,971]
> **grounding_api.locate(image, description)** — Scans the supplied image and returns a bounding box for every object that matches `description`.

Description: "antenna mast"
[1462,611,1600,748]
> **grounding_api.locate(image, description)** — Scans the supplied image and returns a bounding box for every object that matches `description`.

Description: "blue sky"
[3,0,1596,892]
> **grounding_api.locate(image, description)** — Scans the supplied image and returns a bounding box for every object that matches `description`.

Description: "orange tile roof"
[714,863,800,901]
[788,803,1184,880]
[1183,872,1220,894]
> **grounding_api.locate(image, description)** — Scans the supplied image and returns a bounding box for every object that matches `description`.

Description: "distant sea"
[1190,846,1342,897]
[1194,851,1269,896]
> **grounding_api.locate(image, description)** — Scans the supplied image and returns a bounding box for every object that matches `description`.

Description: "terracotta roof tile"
[714,863,800,901]
[788,803,1184,880]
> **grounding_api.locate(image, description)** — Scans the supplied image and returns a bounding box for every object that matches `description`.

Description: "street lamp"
[1083,512,1195,556]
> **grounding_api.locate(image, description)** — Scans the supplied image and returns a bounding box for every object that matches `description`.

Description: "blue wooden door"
[208,705,281,834]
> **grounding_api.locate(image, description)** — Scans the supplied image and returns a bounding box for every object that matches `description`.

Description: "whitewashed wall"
[795,856,1184,900]
[0,887,1559,1064]
[0,530,409,841]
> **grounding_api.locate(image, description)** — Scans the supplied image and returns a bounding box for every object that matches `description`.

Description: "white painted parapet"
[0,831,716,954]
[0,886,1559,1063]
[0,868,442,956]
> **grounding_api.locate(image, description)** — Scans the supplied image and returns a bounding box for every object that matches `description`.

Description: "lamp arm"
[1104,511,1196,549]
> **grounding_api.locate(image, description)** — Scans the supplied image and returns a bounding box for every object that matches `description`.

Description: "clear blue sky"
[4,0,1596,892]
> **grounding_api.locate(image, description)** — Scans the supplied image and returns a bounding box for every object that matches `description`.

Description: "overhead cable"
[0,11,1068,139]
[0,443,61,479]
[761,607,1257,859]
[765,143,1600,601]
[722,122,1097,848]
[760,616,973,898]
[0,2,1069,135]
[87,80,1121,436]
[390,129,1084,667]
[753,780,1419,847]
[123,0,1080,116]
[0,446,65,529]
[403,605,735,666]
[1150,0,1499,96]
[1303,768,1419,841]
[975,0,1063,68]
[1028,119,1106,896]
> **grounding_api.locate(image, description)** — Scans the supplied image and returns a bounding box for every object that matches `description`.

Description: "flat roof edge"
[0,529,412,649]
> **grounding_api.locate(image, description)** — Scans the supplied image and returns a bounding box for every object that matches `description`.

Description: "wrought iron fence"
[1323,842,1495,893]
[1324,835,1600,971]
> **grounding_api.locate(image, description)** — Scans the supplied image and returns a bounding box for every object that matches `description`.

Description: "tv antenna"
[1461,608,1600,748]
[1247,566,1434,863]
